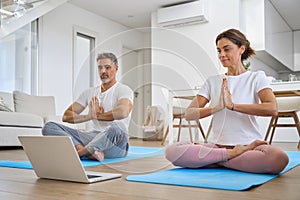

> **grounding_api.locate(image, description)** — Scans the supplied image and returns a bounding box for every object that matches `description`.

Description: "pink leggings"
[165,142,289,174]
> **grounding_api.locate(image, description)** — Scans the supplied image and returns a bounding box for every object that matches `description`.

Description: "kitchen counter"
[271,81,300,97]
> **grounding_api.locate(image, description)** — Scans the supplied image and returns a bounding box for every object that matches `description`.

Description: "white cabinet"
[240,0,294,71]
[294,31,300,71]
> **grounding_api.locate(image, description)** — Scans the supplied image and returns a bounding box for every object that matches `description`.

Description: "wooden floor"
[0,139,299,200]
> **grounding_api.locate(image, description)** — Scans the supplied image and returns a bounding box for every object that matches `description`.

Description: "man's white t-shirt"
[198,71,271,145]
[76,82,133,133]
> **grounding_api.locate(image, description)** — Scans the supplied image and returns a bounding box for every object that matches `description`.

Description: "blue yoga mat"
[0,146,164,170]
[126,151,300,191]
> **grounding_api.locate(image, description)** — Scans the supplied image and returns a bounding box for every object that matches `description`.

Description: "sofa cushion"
[0,102,13,112]
[0,111,43,128]
[13,91,56,118]
[0,92,14,112]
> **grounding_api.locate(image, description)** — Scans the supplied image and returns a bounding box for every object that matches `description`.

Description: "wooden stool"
[264,97,300,149]
[161,112,206,145]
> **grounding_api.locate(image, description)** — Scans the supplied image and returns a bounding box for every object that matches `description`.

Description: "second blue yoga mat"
[0,146,164,169]
[126,151,300,191]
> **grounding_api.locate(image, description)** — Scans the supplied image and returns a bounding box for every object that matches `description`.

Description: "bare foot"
[86,154,97,160]
[76,145,105,161]
[77,146,90,157]
[93,150,105,161]
[227,140,267,159]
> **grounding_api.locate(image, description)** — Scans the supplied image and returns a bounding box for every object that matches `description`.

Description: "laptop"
[18,136,122,183]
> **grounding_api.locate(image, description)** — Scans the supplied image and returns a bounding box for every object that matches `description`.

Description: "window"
[0,19,38,94]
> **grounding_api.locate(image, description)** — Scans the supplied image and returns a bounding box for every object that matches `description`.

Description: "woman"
[165,29,289,174]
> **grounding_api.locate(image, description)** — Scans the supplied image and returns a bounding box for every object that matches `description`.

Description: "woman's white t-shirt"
[76,82,133,133]
[198,71,271,145]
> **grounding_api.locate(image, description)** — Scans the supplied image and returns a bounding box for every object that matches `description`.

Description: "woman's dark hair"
[216,29,256,61]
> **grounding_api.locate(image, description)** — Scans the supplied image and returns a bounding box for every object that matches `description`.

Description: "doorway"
[121,47,145,138]
[73,28,96,99]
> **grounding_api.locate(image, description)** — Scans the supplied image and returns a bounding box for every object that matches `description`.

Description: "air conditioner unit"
[157,0,209,28]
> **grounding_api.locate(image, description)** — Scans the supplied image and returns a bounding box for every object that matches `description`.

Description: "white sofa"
[0,91,66,146]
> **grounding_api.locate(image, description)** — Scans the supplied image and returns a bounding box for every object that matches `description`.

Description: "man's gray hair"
[96,52,118,66]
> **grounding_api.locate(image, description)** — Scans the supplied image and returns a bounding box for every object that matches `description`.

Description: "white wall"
[38,3,145,115]
[249,57,279,79]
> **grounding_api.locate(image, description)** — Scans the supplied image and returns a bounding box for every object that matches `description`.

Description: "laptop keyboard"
[87,174,102,179]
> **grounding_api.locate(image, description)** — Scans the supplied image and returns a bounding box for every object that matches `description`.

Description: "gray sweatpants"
[42,121,129,158]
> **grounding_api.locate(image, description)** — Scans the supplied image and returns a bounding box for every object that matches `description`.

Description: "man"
[42,53,133,161]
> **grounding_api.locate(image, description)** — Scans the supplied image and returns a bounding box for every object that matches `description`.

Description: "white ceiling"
[69,0,300,31]
[69,0,187,28]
